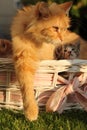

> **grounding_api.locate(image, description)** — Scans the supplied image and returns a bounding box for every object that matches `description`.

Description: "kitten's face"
[63,42,80,59]
[54,41,80,60]
[25,2,72,45]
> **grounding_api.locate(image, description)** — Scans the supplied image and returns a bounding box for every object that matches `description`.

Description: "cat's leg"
[15,56,38,121]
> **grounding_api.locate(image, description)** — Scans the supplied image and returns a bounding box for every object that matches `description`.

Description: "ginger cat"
[11,1,73,121]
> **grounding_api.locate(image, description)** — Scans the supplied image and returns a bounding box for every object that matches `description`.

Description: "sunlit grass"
[0,108,87,130]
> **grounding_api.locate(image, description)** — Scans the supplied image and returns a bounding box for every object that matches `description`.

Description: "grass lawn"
[0,108,87,130]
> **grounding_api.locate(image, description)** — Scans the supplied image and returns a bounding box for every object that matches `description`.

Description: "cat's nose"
[57,32,63,42]
[68,51,71,54]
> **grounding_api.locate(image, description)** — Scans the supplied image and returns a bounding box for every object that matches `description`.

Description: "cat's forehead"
[65,44,74,48]
[48,15,70,28]
[48,4,70,27]
[34,15,70,31]
[64,41,80,48]
[57,16,70,28]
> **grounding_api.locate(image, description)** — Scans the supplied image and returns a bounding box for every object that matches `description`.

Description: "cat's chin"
[67,55,77,59]
[45,38,62,45]
[52,40,62,45]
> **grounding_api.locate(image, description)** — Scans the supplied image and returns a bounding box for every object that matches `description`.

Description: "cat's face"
[25,2,72,45]
[63,42,80,59]
[54,41,80,60]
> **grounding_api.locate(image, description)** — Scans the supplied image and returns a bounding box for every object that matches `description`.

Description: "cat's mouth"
[43,36,62,45]
[64,53,74,59]
[41,30,62,45]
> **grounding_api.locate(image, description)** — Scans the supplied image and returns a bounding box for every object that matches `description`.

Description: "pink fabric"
[46,73,87,113]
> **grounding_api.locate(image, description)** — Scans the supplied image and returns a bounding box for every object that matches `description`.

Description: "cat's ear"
[36,2,51,19]
[59,1,73,15]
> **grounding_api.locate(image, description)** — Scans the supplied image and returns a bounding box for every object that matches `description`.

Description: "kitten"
[11,1,72,121]
[54,39,80,81]
[54,39,80,60]
[62,41,80,59]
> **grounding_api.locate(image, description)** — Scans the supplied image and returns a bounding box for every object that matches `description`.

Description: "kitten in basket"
[54,38,80,60]
[63,41,80,59]
[54,34,80,80]
[11,1,73,121]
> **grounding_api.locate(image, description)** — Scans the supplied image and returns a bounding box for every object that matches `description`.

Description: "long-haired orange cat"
[11,1,72,121]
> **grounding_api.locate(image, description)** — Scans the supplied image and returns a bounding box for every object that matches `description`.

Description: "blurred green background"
[21,0,87,40]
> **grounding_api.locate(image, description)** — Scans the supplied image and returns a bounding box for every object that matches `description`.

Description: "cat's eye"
[53,26,59,32]
[64,49,67,52]
[72,48,75,51]
[67,27,71,31]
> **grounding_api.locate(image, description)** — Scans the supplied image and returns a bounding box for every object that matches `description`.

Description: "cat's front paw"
[24,102,39,121]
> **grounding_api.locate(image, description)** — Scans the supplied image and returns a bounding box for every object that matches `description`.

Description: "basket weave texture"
[0,58,87,111]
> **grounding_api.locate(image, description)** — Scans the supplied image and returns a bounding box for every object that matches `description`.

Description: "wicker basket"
[0,58,87,111]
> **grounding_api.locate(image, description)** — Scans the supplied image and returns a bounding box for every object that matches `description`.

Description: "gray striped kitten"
[54,40,80,60]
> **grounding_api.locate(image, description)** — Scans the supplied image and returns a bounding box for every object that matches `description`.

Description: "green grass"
[0,108,87,130]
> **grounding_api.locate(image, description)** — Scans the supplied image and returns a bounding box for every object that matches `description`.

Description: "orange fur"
[11,1,73,121]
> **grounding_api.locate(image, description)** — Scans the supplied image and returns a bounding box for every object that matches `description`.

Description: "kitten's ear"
[36,2,51,19]
[59,1,73,15]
